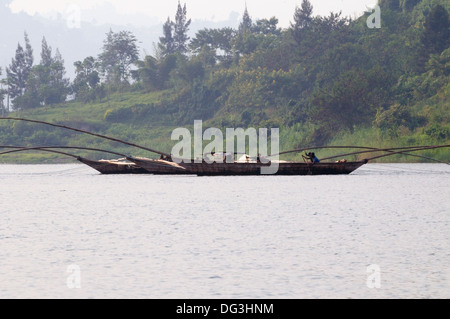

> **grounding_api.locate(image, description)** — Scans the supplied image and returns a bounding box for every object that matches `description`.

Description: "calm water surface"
[0,164,449,299]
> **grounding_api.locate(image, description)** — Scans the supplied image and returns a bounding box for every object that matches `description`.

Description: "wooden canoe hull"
[77,157,148,175]
[189,161,366,176]
[126,157,367,176]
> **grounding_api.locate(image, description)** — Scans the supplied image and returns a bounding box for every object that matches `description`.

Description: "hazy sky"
[7,0,378,27]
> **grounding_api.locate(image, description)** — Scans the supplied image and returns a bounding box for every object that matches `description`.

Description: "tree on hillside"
[159,17,176,55]
[292,0,313,30]
[234,6,260,56]
[6,32,34,105]
[253,17,281,36]
[190,28,236,65]
[34,37,54,93]
[173,1,191,54]
[291,0,314,44]
[134,53,178,91]
[24,32,34,74]
[40,48,70,105]
[421,5,450,56]
[52,49,69,89]
[35,40,69,105]
[40,37,53,67]
[73,56,100,102]
[134,55,160,90]
[6,44,26,100]
[239,5,253,34]
[99,29,139,86]
[18,40,70,108]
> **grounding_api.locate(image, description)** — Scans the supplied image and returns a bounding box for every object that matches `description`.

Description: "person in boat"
[303,152,320,163]
[257,154,262,163]
[311,153,320,163]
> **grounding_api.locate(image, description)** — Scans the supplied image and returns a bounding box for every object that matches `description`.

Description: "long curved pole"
[0,147,80,159]
[319,145,450,164]
[272,145,438,157]
[0,117,171,157]
[364,145,450,163]
[0,146,128,158]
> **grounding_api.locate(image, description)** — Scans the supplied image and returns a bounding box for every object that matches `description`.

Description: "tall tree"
[24,32,34,74]
[50,49,70,97]
[24,43,70,107]
[6,43,26,100]
[35,37,53,90]
[99,29,139,85]
[291,0,314,44]
[239,5,253,34]
[159,17,176,55]
[6,33,34,105]
[40,37,53,67]
[73,56,100,102]
[52,49,66,84]
[173,1,191,54]
[291,0,313,30]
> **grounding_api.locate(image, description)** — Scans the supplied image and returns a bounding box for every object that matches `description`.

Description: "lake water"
[0,164,449,299]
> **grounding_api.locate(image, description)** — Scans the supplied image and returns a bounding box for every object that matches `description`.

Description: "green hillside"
[0,0,449,163]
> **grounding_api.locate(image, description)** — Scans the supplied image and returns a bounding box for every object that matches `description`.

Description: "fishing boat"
[126,144,449,176]
[126,156,368,176]
[0,118,448,176]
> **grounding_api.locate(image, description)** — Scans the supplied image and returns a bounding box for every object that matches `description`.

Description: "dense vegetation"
[0,0,449,163]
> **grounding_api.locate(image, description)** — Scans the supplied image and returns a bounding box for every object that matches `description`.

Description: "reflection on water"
[0,164,449,299]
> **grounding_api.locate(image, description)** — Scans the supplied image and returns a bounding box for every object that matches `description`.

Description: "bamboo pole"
[364,145,450,163]
[0,146,128,158]
[0,148,79,159]
[0,117,170,157]
[319,145,450,164]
